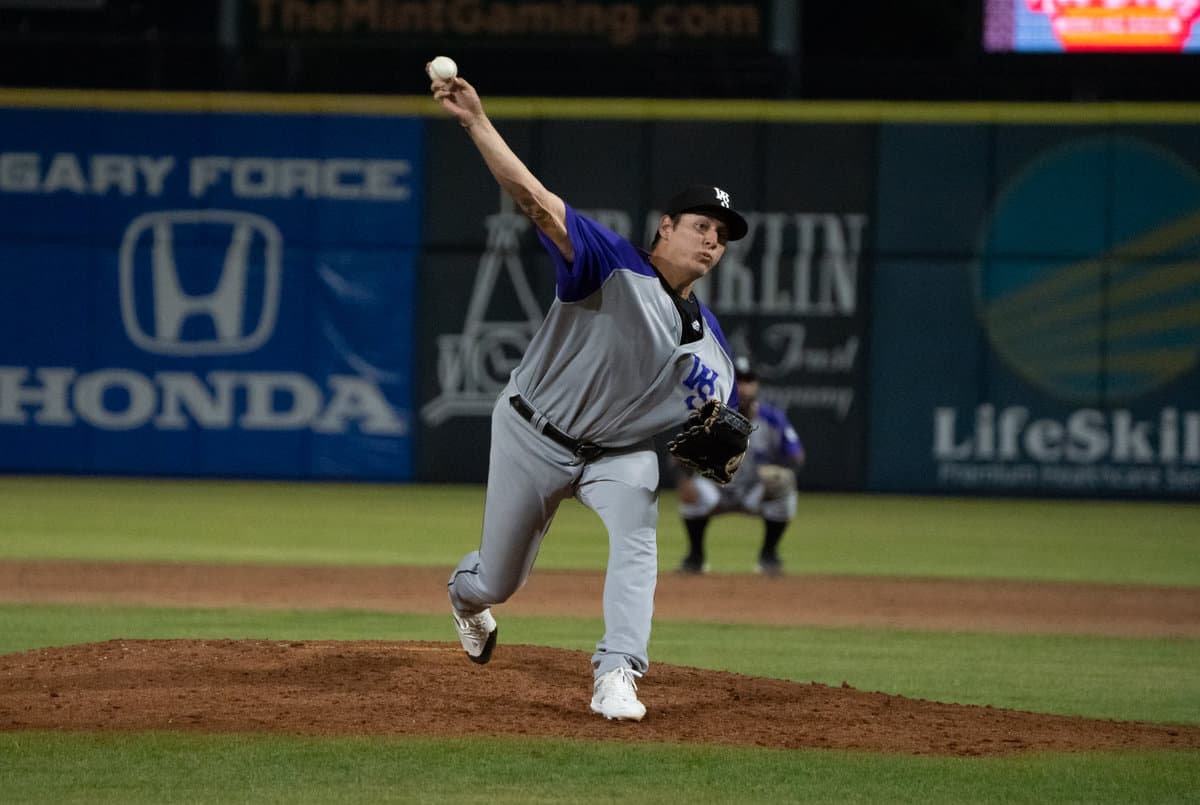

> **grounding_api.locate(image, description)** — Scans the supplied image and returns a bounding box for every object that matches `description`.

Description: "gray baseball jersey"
[515,204,738,441]
[449,203,737,679]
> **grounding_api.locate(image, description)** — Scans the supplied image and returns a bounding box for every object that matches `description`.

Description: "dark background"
[2,0,1199,100]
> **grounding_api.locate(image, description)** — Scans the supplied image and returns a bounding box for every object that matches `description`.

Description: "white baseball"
[427,56,458,81]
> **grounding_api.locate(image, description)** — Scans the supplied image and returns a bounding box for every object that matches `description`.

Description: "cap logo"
[714,187,731,208]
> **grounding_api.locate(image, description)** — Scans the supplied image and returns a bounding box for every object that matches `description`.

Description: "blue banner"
[0,108,421,480]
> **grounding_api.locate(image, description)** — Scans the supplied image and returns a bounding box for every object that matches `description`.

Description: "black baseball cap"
[663,185,749,241]
[734,356,758,381]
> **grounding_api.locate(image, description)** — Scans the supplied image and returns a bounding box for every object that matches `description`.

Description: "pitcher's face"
[657,212,728,282]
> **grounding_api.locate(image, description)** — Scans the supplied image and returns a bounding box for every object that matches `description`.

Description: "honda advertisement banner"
[868,125,1200,499]
[0,107,422,479]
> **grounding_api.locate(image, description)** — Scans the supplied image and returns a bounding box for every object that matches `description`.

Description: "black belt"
[509,395,605,461]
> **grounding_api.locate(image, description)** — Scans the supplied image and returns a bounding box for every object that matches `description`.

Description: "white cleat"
[452,608,497,664]
[590,667,646,721]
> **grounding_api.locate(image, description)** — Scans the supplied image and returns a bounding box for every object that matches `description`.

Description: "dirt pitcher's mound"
[2,639,1198,757]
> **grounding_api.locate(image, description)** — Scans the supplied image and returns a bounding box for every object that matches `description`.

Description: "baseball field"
[1,475,1198,803]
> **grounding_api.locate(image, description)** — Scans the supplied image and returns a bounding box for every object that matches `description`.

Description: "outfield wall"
[0,92,1196,498]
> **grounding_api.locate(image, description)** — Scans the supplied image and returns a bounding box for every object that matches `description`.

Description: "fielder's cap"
[663,185,748,241]
[734,356,758,381]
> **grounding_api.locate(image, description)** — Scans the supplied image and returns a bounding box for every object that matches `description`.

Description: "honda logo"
[119,210,282,356]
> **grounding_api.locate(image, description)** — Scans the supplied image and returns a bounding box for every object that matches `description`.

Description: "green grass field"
[2,475,1197,583]
[0,476,1197,803]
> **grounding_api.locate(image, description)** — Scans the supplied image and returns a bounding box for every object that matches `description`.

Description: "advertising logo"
[119,210,282,356]
[927,135,1200,496]
[2,207,405,436]
[976,136,1200,405]
[421,195,545,426]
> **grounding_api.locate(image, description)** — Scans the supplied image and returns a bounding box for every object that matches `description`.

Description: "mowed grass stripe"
[0,477,1196,586]
[0,733,1197,805]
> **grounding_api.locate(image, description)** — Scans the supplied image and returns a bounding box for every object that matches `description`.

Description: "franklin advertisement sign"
[0,107,421,479]
[415,118,872,488]
[869,129,1200,498]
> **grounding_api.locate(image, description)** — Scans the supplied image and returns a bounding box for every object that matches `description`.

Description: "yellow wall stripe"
[3,87,1200,123]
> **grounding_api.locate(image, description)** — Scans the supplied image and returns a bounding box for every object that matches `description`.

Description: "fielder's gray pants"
[448,389,659,680]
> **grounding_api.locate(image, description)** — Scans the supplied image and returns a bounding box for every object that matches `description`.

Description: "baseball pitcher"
[430,63,751,721]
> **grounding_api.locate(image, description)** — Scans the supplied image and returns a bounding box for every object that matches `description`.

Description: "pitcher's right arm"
[430,72,572,261]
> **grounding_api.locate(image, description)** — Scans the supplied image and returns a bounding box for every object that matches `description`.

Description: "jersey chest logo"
[682,355,721,410]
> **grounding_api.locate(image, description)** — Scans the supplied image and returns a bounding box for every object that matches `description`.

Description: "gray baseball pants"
[447,385,660,680]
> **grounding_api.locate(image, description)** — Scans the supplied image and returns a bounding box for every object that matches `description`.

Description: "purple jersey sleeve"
[759,402,804,462]
[701,306,738,407]
[535,204,653,303]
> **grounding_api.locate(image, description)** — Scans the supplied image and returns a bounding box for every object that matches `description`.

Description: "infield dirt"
[2,560,1199,757]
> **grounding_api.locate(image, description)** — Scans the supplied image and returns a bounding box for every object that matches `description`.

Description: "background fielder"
[676,358,805,576]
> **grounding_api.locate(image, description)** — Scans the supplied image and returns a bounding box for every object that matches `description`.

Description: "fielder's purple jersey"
[511,204,736,447]
[724,401,804,496]
[748,402,804,466]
